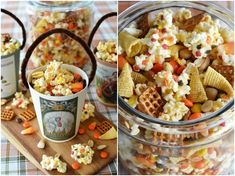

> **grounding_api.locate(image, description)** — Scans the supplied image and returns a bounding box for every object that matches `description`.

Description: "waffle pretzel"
[31,71,44,79]
[211,65,234,86]
[18,109,36,121]
[138,86,164,118]
[97,121,113,134]
[1,109,14,121]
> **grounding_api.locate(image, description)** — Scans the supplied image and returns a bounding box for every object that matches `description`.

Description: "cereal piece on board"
[97,121,113,134]
[19,109,36,121]
[1,109,14,121]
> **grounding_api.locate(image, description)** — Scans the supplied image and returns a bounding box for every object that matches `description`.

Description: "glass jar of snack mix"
[27,1,93,67]
[118,1,234,175]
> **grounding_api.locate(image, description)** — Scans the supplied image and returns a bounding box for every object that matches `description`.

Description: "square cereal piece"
[1,109,14,121]
[18,109,36,121]
[97,121,113,134]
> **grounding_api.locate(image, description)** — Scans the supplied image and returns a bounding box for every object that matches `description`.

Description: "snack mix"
[95,40,117,63]
[1,33,20,56]
[40,154,67,173]
[29,3,92,67]
[71,143,94,165]
[31,60,85,96]
[118,8,234,175]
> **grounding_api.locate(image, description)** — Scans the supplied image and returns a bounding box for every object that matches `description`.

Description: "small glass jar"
[27,1,93,67]
[118,1,234,175]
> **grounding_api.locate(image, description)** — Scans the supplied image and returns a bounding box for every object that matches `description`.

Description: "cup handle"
[21,28,97,88]
[88,12,117,47]
[1,8,26,50]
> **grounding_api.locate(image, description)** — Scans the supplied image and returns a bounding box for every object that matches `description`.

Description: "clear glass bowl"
[27,1,94,67]
[118,1,234,175]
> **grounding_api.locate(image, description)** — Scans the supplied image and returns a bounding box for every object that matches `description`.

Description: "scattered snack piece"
[139,86,164,117]
[97,145,107,150]
[88,122,96,131]
[87,140,94,148]
[100,151,109,159]
[11,92,30,109]
[37,139,46,149]
[203,66,233,97]
[40,154,67,173]
[78,127,85,135]
[97,121,113,134]
[1,109,14,121]
[118,63,134,97]
[22,121,31,128]
[81,103,95,122]
[188,66,208,103]
[71,144,94,165]
[99,127,117,140]
[93,132,101,139]
[16,117,23,123]
[18,109,36,121]
[21,127,35,135]
[211,64,234,86]
[72,162,80,170]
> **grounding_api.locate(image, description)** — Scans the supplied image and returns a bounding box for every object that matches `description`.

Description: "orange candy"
[74,73,81,80]
[118,55,127,70]
[72,162,80,170]
[93,132,100,139]
[22,121,31,128]
[176,65,186,75]
[100,151,109,159]
[188,113,202,120]
[71,82,84,93]
[169,59,179,72]
[152,63,164,73]
[68,22,76,30]
[88,122,96,131]
[183,99,193,107]
[193,159,207,169]
[21,127,35,135]
[78,127,85,135]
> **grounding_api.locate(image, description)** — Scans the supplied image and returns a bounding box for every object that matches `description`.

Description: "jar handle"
[21,28,97,89]
[1,8,26,50]
[88,12,117,47]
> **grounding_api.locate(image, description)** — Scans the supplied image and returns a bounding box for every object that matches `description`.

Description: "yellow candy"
[128,95,138,108]
[191,104,202,113]
[196,148,208,157]
[39,27,45,33]
[55,39,60,45]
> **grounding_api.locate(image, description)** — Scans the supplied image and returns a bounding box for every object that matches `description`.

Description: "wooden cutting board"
[1,95,117,175]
